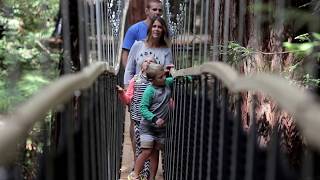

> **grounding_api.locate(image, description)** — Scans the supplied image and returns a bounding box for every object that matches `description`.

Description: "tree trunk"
[126,0,147,27]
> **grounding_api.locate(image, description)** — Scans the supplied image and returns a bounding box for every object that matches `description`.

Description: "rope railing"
[165,61,320,180]
[164,0,320,179]
[0,0,129,179]
[0,62,106,164]
[171,61,320,150]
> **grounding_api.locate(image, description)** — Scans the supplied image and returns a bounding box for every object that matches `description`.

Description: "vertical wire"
[89,1,96,62]
[181,2,188,69]
[61,0,75,178]
[83,0,90,65]
[61,0,72,73]
[198,75,207,180]
[205,76,216,180]
[173,78,182,180]
[80,89,89,180]
[167,78,176,179]
[65,103,76,180]
[101,1,106,62]
[186,0,192,68]
[89,83,97,180]
[110,76,115,179]
[177,78,184,179]
[94,80,100,180]
[78,0,88,68]
[191,77,201,180]
[222,0,230,62]
[110,23,114,67]
[184,78,194,179]
[96,75,104,179]
[230,94,242,180]
[204,0,210,62]
[178,4,184,69]
[172,78,180,179]
[101,75,107,180]
[166,77,172,180]
[178,77,188,180]
[217,88,227,180]
[106,76,111,180]
[191,1,197,66]
[213,0,221,61]
[198,0,204,64]
[95,0,102,62]
[106,2,111,67]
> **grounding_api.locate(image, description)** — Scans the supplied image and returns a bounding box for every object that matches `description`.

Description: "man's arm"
[122,23,138,68]
[121,49,129,68]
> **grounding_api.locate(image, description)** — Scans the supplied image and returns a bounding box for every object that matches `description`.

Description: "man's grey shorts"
[140,122,166,149]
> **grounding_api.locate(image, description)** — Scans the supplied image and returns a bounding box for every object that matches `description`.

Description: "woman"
[124,16,173,86]
[124,17,172,180]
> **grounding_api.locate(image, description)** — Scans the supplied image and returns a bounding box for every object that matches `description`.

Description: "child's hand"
[165,64,174,69]
[155,118,165,127]
[116,85,125,93]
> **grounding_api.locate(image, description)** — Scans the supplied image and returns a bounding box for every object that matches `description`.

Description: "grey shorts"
[140,122,166,149]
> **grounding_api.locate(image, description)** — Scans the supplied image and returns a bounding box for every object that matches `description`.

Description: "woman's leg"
[149,149,159,180]
[134,148,153,176]
[130,120,136,162]
[135,122,151,179]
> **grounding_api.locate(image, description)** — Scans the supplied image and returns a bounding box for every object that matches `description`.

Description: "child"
[128,63,173,180]
[117,56,156,179]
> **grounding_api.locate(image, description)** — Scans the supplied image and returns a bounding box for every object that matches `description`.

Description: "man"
[121,0,163,68]
[121,0,163,172]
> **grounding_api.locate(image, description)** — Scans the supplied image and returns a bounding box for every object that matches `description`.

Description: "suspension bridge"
[0,0,320,179]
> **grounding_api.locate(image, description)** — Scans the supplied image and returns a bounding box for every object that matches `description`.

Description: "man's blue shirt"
[122,21,148,50]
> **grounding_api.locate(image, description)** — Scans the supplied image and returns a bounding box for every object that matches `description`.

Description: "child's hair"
[139,56,156,71]
[146,63,164,80]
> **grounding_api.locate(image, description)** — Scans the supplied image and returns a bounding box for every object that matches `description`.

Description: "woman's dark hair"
[146,16,170,47]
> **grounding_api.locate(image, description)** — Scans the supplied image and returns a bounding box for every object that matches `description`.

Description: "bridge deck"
[119,110,164,180]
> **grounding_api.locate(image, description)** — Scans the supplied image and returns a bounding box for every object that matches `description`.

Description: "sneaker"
[128,172,139,180]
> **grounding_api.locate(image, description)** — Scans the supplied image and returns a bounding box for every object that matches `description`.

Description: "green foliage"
[283,33,320,87]
[0,0,59,178]
[226,42,253,65]
[283,33,320,57]
[303,73,320,87]
[0,0,60,112]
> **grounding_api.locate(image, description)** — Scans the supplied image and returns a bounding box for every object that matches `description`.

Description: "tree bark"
[126,0,148,27]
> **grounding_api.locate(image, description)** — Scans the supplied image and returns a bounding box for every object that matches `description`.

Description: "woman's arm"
[123,42,140,86]
[164,48,173,65]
